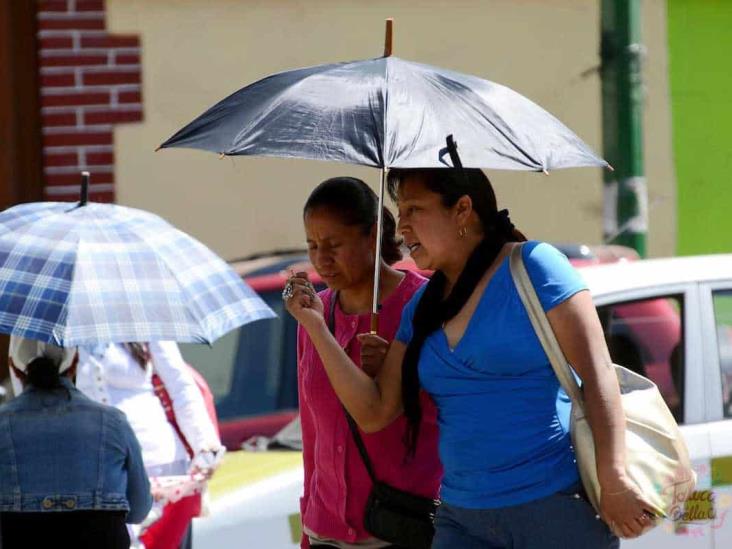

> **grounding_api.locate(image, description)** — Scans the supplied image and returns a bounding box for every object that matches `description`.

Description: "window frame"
[699,280,732,423]
[592,282,704,425]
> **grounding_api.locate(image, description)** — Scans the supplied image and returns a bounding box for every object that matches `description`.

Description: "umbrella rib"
[454,82,544,170]
[48,229,81,346]
[230,58,385,162]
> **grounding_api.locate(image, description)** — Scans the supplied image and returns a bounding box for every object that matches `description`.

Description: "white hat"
[8,336,76,373]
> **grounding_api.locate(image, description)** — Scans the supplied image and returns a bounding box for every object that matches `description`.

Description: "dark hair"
[304,177,402,265]
[124,342,150,369]
[26,356,63,391]
[387,168,525,242]
[387,168,526,456]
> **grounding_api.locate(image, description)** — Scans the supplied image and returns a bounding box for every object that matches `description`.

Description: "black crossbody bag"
[328,292,439,549]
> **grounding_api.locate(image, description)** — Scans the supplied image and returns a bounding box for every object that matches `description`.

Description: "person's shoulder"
[69,390,131,428]
[404,281,427,311]
[520,240,582,275]
[149,340,177,352]
[403,269,428,287]
[0,397,20,414]
[394,270,425,301]
[518,240,587,309]
[79,343,112,360]
[100,403,132,428]
[72,389,120,415]
[520,240,568,265]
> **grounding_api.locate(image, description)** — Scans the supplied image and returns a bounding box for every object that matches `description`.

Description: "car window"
[712,290,732,418]
[596,295,684,423]
[179,289,300,421]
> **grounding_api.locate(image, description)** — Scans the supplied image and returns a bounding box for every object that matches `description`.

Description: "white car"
[194,253,732,548]
[583,253,732,548]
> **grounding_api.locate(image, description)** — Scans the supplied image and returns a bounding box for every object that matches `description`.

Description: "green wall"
[668,0,732,255]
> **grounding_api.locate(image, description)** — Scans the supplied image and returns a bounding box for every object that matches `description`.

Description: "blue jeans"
[433,483,619,549]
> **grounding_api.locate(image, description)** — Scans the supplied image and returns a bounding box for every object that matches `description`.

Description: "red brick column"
[37,0,143,202]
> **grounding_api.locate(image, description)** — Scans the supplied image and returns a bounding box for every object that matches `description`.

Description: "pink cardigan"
[297,271,442,545]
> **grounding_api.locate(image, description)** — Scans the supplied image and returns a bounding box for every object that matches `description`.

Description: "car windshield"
[179,288,299,420]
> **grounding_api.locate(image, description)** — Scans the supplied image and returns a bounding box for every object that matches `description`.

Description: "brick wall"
[37,0,143,203]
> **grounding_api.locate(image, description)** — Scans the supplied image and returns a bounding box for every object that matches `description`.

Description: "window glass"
[597,295,684,423]
[180,289,299,420]
[712,291,732,418]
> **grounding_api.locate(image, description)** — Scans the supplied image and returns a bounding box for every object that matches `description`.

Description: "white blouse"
[77,342,220,476]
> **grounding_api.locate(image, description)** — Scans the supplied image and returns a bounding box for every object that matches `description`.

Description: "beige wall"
[107,0,675,260]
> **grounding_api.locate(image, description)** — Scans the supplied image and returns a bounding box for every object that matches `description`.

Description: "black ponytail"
[26,356,63,391]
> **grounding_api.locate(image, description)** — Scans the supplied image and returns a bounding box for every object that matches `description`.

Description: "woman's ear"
[454,195,473,224]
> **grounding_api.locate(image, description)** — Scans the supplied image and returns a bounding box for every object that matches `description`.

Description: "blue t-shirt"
[395,241,587,509]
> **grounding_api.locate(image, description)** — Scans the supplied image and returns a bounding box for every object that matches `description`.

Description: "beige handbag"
[509,244,696,520]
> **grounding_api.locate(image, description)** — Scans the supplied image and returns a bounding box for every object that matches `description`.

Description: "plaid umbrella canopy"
[0,199,274,346]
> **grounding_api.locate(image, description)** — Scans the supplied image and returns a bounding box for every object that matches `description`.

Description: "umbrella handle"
[446,135,462,168]
[371,168,388,334]
[370,312,379,335]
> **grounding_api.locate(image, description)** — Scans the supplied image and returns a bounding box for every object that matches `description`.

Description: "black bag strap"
[328,291,379,484]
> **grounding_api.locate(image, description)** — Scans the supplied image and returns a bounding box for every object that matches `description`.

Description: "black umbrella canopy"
[159,33,606,172]
[159,20,609,330]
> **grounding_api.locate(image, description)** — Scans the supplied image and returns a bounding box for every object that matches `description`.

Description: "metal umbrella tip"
[79,171,90,206]
[218,152,226,159]
[383,18,393,57]
[154,145,162,152]
[542,168,549,175]
[606,163,615,172]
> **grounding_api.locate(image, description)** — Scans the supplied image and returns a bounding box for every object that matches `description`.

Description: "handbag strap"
[328,292,379,484]
[144,346,196,459]
[508,244,585,409]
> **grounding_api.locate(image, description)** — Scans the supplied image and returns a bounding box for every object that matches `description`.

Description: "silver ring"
[281,282,294,301]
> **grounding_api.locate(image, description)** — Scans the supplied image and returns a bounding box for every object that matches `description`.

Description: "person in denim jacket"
[0,337,152,548]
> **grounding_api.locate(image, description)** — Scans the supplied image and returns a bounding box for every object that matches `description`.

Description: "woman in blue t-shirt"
[284,167,655,548]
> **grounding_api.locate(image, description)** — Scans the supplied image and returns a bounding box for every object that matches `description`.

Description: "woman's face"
[396,175,465,271]
[304,207,375,291]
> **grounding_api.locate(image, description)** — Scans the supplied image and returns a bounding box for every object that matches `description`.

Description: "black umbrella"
[159,20,608,329]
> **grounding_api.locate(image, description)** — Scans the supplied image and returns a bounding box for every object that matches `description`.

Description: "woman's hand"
[189,446,226,479]
[283,272,325,331]
[357,333,389,377]
[599,474,658,538]
[547,291,657,538]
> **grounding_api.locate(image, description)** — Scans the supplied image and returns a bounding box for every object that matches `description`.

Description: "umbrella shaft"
[371,168,388,332]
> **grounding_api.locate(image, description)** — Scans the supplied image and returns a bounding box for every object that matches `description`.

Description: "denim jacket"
[0,378,152,523]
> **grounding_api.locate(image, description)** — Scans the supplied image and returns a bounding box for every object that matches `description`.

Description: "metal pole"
[371,167,388,334]
[601,0,647,257]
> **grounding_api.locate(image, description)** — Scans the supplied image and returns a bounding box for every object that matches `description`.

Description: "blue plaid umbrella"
[0,200,275,346]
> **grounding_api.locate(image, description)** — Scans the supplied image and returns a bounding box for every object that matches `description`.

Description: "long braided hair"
[387,168,526,456]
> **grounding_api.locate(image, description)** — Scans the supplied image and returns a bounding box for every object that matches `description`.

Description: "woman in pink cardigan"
[294,177,441,548]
